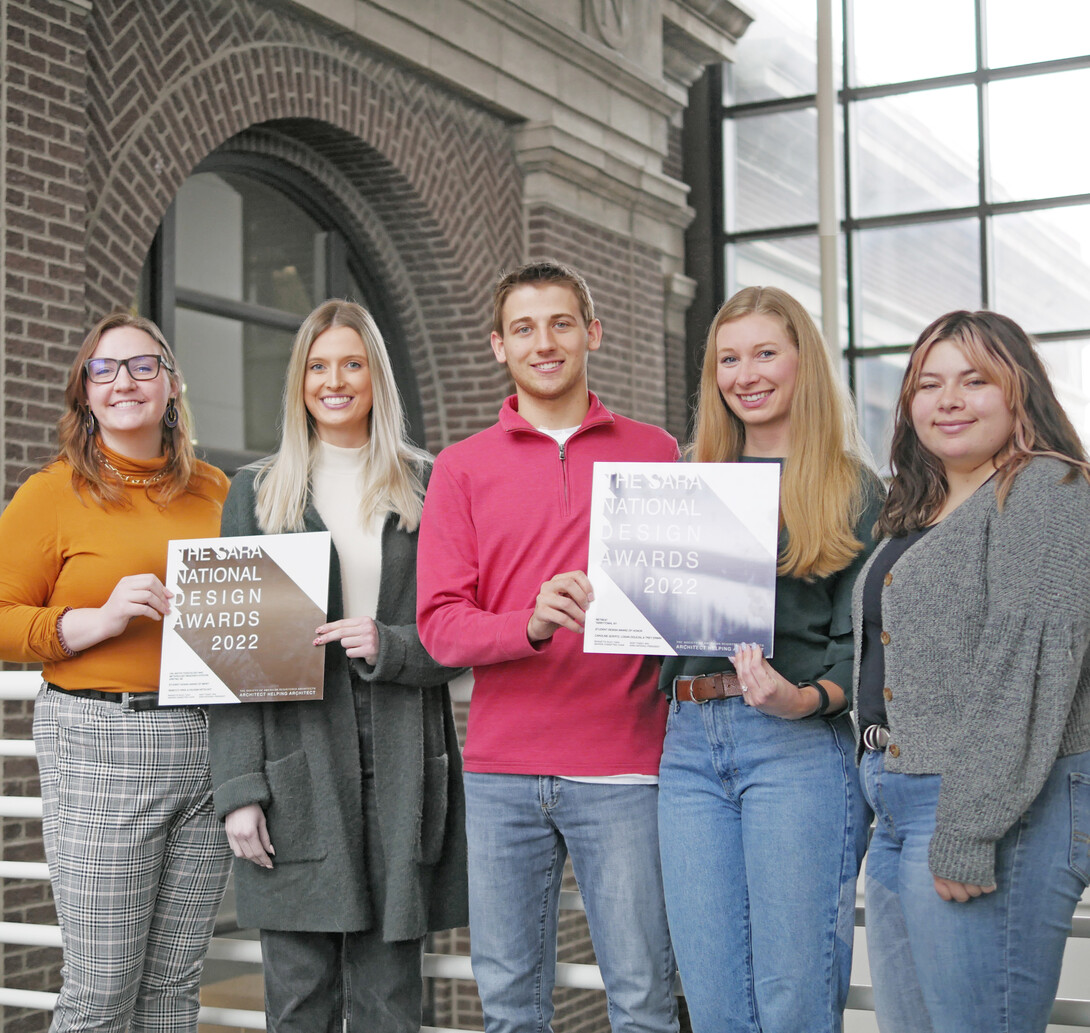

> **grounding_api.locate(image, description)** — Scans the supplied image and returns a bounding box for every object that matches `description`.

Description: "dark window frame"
[142,153,425,473]
[706,0,1090,399]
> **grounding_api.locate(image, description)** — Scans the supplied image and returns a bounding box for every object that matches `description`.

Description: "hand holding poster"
[585,462,780,657]
[159,531,331,704]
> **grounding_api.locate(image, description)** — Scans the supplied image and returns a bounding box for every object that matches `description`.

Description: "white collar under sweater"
[311,439,383,620]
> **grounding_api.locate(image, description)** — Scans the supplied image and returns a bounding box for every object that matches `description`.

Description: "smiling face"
[490,282,602,428]
[303,324,374,448]
[714,312,799,455]
[84,325,174,459]
[910,337,1015,478]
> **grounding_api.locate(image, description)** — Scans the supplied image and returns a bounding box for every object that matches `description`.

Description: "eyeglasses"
[83,354,174,384]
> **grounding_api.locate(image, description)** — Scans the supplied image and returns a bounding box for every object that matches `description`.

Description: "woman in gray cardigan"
[209,300,467,1033]
[854,310,1090,1033]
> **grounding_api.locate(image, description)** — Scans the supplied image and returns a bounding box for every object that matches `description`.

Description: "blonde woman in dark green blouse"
[658,286,882,1033]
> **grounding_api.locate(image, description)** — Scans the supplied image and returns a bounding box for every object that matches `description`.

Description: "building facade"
[1,0,747,1025]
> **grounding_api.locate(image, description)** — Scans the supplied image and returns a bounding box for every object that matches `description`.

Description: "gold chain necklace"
[100,455,167,487]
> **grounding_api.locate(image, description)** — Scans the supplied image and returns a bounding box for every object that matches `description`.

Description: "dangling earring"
[84,407,97,437]
[164,398,179,429]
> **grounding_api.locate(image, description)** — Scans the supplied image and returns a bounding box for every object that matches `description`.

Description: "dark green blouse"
[660,459,884,701]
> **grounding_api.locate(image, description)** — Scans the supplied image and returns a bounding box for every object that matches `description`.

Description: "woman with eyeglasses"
[208,300,467,1033]
[0,312,232,1030]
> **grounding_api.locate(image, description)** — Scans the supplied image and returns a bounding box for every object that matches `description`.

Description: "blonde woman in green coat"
[209,300,467,1033]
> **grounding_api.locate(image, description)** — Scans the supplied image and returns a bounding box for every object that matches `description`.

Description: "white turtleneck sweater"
[310,439,383,620]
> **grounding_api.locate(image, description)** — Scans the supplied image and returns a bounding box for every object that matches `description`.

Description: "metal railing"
[2,671,1088,1030]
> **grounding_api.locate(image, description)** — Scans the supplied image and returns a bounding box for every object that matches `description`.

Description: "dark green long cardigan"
[208,465,468,939]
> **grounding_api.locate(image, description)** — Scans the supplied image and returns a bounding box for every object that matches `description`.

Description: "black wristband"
[798,679,830,717]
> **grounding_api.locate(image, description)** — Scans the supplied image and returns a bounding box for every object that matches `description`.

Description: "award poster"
[159,531,331,704]
[585,463,780,657]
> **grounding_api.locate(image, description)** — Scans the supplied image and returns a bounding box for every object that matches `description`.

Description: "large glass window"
[715,1,1090,457]
[140,162,420,470]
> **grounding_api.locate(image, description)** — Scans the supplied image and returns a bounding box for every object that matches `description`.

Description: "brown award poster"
[158,532,331,704]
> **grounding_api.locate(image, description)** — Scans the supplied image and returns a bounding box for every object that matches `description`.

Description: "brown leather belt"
[673,671,744,703]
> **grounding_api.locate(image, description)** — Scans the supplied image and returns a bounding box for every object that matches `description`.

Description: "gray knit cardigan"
[851,457,1090,886]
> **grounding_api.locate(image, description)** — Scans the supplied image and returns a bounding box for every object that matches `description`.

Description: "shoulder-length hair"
[879,310,1090,536]
[57,310,206,508]
[692,286,873,579]
[254,299,430,534]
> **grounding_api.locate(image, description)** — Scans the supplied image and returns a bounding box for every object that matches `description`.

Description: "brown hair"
[56,311,207,507]
[692,286,876,579]
[491,260,595,336]
[879,310,1090,536]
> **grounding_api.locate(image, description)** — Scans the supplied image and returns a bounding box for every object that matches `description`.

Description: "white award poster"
[159,531,331,704]
[585,463,780,657]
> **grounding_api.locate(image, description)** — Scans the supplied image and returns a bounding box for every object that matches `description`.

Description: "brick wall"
[527,205,669,434]
[1,0,687,1027]
[2,0,90,1022]
[1,0,89,495]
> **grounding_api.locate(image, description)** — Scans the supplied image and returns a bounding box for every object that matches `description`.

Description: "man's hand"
[527,571,594,643]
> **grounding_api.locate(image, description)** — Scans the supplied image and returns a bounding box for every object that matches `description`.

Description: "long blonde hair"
[254,300,429,534]
[57,311,210,508]
[692,286,873,579]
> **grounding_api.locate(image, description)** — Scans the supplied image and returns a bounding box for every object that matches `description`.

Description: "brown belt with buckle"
[673,671,744,703]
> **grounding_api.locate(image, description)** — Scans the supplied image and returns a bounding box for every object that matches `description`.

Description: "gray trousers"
[260,684,425,1033]
[34,685,231,1033]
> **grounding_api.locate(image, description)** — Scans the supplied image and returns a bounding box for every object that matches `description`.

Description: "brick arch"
[207,122,452,449]
[84,6,522,444]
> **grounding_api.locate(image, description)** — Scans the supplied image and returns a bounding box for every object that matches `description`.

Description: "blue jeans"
[859,748,1090,1033]
[463,772,678,1033]
[658,700,867,1033]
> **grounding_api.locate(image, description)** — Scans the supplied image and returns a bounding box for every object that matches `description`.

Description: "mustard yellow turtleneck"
[0,443,228,692]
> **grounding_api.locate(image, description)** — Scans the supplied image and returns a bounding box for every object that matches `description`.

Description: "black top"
[857,527,931,730]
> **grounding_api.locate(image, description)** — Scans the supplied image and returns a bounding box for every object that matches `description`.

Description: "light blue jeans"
[463,772,678,1033]
[859,748,1090,1033]
[658,699,867,1033]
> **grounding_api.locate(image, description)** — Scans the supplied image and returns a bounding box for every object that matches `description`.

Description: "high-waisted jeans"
[859,747,1090,1033]
[658,699,867,1033]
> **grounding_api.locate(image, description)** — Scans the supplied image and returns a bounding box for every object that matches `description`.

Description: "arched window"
[139,158,422,472]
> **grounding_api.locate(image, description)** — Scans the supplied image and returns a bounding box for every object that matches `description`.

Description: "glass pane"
[243,323,298,453]
[986,0,1090,68]
[988,70,1090,203]
[851,86,978,218]
[1038,337,1090,449]
[727,0,832,104]
[727,107,819,232]
[855,219,982,347]
[992,205,1090,334]
[851,0,976,87]
[854,350,909,472]
[727,234,849,345]
[176,309,244,449]
[176,171,323,315]
[175,174,243,300]
[728,235,821,310]
[175,308,295,454]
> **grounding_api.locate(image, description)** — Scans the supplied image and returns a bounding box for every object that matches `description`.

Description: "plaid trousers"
[33,686,232,1032]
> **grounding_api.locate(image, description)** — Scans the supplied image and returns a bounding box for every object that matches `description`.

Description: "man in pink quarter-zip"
[417,260,679,1033]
